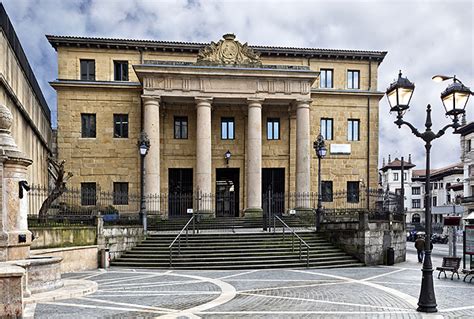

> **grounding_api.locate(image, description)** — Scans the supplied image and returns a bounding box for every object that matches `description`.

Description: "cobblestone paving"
[34,245,474,318]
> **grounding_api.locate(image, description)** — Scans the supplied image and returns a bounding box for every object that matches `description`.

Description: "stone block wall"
[321,217,406,266]
[98,226,144,260]
[30,226,97,249]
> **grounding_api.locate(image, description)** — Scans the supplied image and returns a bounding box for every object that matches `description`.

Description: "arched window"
[412,213,421,223]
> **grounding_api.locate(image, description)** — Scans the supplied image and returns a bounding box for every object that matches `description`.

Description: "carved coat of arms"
[196,34,261,66]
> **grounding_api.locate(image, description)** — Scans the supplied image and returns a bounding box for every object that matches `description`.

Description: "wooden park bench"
[436,257,461,280]
[462,268,474,283]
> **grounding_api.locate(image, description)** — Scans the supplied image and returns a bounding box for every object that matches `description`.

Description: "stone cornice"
[311,88,385,97]
[50,80,142,90]
[46,35,387,62]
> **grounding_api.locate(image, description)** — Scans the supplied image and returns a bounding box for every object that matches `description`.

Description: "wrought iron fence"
[27,184,403,226]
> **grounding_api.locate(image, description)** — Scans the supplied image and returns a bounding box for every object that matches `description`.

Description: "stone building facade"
[48,33,386,217]
[0,4,52,186]
[380,155,463,232]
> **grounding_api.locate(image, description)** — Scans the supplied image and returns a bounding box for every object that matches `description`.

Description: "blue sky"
[2,0,473,169]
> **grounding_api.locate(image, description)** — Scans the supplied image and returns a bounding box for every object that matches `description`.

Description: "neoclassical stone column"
[195,97,213,195]
[295,98,312,209]
[245,97,264,216]
[142,96,160,196]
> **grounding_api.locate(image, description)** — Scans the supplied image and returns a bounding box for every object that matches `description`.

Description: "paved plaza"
[31,244,474,318]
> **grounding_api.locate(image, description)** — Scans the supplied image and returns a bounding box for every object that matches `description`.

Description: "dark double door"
[262,168,285,216]
[216,168,239,217]
[168,168,193,217]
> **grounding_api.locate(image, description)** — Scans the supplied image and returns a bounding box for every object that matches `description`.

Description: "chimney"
[408,154,412,164]
[388,154,391,163]
[383,157,386,167]
[462,113,467,126]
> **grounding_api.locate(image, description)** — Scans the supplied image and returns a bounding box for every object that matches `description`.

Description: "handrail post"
[178,237,181,255]
[307,247,309,268]
[299,241,302,260]
[170,247,173,267]
[186,227,188,245]
[292,234,294,252]
[192,214,195,234]
[283,227,285,241]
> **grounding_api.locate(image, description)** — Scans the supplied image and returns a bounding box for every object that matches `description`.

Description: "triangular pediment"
[196,34,261,66]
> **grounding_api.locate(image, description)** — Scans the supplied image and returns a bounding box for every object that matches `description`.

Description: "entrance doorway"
[216,168,239,217]
[262,168,285,216]
[168,168,193,217]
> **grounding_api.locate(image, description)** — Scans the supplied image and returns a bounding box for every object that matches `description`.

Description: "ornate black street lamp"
[313,133,327,231]
[138,132,150,233]
[386,71,472,313]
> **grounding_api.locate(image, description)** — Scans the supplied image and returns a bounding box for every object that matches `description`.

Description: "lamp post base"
[416,250,437,313]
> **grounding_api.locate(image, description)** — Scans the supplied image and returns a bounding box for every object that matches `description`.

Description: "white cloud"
[2,0,473,170]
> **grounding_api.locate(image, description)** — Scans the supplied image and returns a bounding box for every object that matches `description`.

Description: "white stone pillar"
[195,97,213,195]
[245,98,264,216]
[296,98,312,209]
[143,96,160,196]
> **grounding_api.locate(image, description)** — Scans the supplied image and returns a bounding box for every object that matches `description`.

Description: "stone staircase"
[110,231,364,270]
[147,216,313,232]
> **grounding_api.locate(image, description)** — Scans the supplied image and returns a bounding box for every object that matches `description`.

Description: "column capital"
[247,97,265,108]
[142,95,160,105]
[195,97,213,107]
[294,98,312,108]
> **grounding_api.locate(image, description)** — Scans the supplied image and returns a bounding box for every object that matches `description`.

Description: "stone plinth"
[0,264,25,317]
[0,103,33,261]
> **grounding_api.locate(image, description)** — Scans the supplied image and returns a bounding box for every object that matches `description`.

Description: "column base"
[244,208,263,218]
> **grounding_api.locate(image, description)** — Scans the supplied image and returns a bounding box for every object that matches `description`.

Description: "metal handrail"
[168,214,197,267]
[272,215,311,267]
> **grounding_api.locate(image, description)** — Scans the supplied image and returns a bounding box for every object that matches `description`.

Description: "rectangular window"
[320,118,333,140]
[174,116,188,139]
[80,59,95,81]
[347,181,360,203]
[113,182,129,205]
[412,187,421,195]
[114,114,128,138]
[81,113,96,138]
[433,196,437,207]
[393,173,399,181]
[267,118,280,140]
[321,181,333,202]
[347,70,360,89]
[81,182,96,206]
[114,61,129,81]
[404,173,407,180]
[348,119,360,141]
[412,199,421,208]
[221,117,235,140]
[470,165,474,177]
[320,69,333,88]
[468,140,471,152]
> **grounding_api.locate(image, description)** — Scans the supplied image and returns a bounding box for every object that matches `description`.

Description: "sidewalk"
[31,246,474,318]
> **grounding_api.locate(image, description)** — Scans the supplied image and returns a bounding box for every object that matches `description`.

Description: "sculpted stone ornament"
[196,34,261,66]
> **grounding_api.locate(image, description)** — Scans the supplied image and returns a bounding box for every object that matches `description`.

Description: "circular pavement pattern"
[33,247,474,318]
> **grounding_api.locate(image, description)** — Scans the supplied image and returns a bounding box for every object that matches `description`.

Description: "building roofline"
[45,34,387,62]
[0,4,51,123]
[456,121,474,136]
[412,163,464,180]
